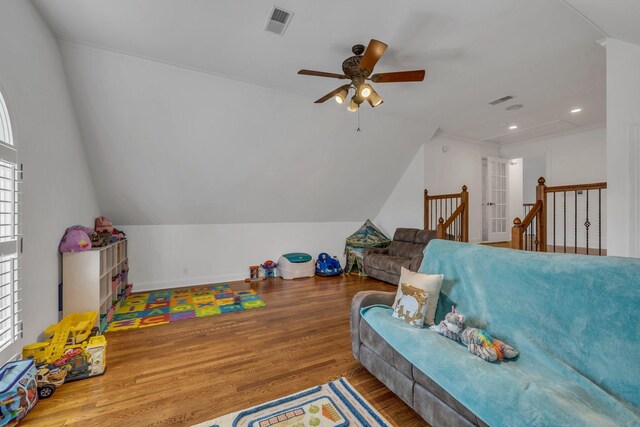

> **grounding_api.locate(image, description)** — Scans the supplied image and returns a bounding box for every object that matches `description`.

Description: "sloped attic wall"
[59,42,436,288]
[0,1,99,350]
[60,42,437,225]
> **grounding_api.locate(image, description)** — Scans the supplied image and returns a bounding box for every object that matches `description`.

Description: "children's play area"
[0,214,356,425]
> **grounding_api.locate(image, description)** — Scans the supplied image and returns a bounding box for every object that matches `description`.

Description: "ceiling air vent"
[489,95,515,106]
[265,6,293,36]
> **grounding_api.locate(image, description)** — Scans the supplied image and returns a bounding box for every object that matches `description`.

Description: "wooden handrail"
[519,201,542,230]
[512,177,607,255]
[545,182,607,193]
[439,203,466,229]
[511,201,542,250]
[425,185,469,242]
[426,193,463,200]
[437,203,466,240]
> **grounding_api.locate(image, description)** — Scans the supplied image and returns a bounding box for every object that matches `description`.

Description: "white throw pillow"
[392,283,429,327]
[392,267,443,327]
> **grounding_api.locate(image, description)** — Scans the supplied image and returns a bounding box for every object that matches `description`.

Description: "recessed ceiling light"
[570,108,582,113]
[506,104,524,111]
[508,125,519,130]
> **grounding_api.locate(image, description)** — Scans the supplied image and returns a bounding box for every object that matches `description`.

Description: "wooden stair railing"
[424,185,469,242]
[511,177,607,255]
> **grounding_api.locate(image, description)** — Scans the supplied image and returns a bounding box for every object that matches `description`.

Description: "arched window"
[0,89,22,359]
[0,91,12,145]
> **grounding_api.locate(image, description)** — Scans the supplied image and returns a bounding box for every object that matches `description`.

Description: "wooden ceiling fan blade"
[314,85,350,104]
[298,69,349,79]
[370,70,426,83]
[358,39,388,75]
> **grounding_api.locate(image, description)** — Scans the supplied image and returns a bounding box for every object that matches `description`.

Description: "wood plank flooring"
[22,275,429,427]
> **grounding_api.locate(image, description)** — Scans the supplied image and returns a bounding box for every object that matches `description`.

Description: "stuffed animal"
[430,307,518,362]
[95,216,114,234]
[59,226,93,253]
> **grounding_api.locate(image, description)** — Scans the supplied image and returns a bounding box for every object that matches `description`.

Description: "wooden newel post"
[424,189,429,230]
[461,185,469,242]
[436,217,445,240]
[511,217,523,249]
[536,177,547,252]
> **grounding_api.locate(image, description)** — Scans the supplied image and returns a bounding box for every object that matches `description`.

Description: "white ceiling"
[564,0,640,46]
[56,41,437,225]
[33,0,608,142]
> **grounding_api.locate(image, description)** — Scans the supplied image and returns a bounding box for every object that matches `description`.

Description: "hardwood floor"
[22,275,429,427]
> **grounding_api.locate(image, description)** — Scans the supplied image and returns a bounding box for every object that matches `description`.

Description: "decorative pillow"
[392,267,444,327]
[392,283,430,327]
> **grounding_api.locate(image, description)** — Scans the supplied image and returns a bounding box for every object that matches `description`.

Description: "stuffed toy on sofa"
[431,307,518,362]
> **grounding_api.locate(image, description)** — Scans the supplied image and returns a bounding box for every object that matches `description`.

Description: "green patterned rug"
[107,284,265,332]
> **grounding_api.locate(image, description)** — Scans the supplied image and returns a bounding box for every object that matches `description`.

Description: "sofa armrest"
[350,291,396,361]
[363,247,389,256]
[409,254,424,272]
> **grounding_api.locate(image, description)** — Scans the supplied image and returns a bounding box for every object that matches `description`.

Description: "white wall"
[500,126,606,185]
[425,134,500,242]
[374,145,426,238]
[121,222,361,291]
[60,41,437,226]
[522,156,546,203]
[0,1,99,349]
[606,38,640,258]
[507,158,524,228]
[501,126,607,250]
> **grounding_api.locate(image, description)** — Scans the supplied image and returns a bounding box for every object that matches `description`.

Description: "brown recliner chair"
[363,228,437,285]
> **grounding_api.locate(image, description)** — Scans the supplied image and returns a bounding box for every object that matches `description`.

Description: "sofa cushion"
[362,305,640,427]
[413,367,488,427]
[414,229,437,245]
[392,228,418,242]
[419,240,640,411]
[359,318,413,378]
[364,253,410,275]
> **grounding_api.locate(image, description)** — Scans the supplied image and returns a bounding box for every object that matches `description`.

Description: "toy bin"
[111,277,120,293]
[106,306,116,323]
[0,359,38,426]
[99,315,108,333]
[277,253,315,280]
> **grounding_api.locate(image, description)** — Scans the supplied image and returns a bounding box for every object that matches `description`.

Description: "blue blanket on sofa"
[361,240,640,427]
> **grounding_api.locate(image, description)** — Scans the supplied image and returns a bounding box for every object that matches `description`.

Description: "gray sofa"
[350,291,487,427]
[363,228,437,285]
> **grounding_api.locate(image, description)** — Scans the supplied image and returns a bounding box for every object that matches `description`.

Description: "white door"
[486,157,509,242]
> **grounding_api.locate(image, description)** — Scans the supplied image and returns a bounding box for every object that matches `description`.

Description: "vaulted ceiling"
[30,0,619,224]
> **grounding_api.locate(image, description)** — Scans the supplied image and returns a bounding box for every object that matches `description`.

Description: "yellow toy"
[22,312,107,384]
[22,311,97,364]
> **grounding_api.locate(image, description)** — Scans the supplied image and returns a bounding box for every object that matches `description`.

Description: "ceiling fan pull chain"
[357,109,361,132]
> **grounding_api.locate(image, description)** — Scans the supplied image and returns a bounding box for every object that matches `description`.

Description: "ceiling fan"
[298,39,425,111]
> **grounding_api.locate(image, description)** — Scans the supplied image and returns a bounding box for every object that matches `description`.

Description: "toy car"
[315,253,343,276]
[35,368,67,399]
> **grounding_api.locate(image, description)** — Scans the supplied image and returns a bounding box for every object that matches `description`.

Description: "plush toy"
[95,216,114,234]
[430,307,518,362]
[59,226,93,253]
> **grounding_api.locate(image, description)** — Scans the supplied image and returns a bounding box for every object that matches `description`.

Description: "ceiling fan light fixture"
[368,87,383,107]
[359,84,372,98]
[334,88,348,104]
[347,97,359,112]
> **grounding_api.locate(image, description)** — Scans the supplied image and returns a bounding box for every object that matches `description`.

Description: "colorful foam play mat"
[107,284,266,332]
[192,378,390,427]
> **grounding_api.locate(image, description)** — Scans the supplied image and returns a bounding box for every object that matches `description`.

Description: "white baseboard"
[133,272,247,292]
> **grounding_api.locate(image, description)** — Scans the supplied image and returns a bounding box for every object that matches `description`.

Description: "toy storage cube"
[277,253,315,280]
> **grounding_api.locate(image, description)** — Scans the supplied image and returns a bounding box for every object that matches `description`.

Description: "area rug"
[192,378,390,427]
[107,284,266,332]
